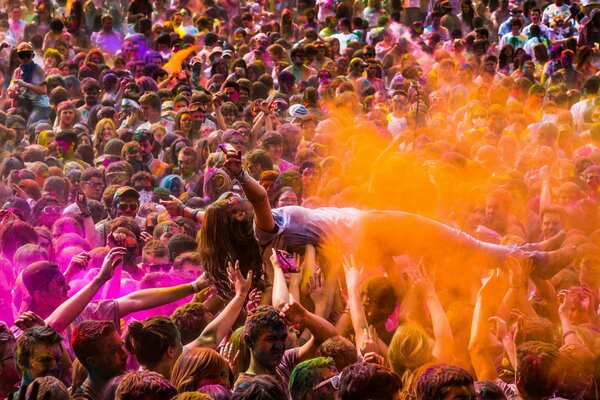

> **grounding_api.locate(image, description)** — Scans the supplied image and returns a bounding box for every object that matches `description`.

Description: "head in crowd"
[71,321,127,382]
[16,326,63,384]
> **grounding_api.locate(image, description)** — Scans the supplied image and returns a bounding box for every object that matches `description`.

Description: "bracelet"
[192,209,201,221]
[235,169,250,183]
[177,203,186,215]
[191,280,200,293]
[562,330,577,339]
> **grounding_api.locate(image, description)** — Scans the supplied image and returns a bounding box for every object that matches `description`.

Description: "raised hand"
[14,311,45,331]
[477,269,508,303]
[280,301,308,325]
[223,148,243,177]
[160,195,184,216]
[220,341,240,374]
[360,325,380,356]
[307,271,327,306]
[140,231,153,244]
[406,259,435,299]
[245,288,263,312]
[343,255,363,287]
[362,351,385,365]
[227,260,253,298]
[97,247,126,282]
[65,252,91,276]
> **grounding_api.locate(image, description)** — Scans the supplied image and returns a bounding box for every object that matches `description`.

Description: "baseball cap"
[289,104,308,118]
[16,42,33,53]
[350,57,368,68]
[113,186,140,202]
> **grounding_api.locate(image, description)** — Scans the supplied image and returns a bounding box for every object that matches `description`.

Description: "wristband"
[562,330,576,340]
[191,280,200,293]
[177,203,186,215]
[192,209,201,220]
[235,169,249,183]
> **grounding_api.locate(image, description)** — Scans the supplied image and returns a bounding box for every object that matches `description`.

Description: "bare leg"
[358,211,514,268]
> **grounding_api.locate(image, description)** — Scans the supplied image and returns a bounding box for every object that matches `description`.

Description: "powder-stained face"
[26,343,63,381]
[251,326,288,368]
[94,332,127,377]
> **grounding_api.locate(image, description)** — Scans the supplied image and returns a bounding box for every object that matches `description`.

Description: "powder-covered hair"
[171,347,230,393]
[289,357,336,400]
[243,306,286,346]
[388,322,432,383]
[415,364,473,400]
[115,370,176,400]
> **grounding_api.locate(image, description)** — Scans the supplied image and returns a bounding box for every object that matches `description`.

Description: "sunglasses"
[311,374,341,391]
[17,51,33,59]
[144,262,172,272]
[42,206,62,214]
[134,185,153,191]
[118,203,139,212]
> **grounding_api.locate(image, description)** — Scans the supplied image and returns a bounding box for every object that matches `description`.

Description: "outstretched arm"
[116,274,210,318]
[223,149,275,233]
[343,256,370,352]
[45,248,126,333]
[186,261,252,350]
[469,269,508,381]
[408,262,454,363]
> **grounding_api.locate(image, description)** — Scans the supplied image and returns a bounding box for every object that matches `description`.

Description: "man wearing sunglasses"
[113,186,140,219]
[8,42,50,124]
[140,239,172,274]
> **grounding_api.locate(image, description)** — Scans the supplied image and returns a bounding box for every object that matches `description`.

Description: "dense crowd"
[1,0,600,398]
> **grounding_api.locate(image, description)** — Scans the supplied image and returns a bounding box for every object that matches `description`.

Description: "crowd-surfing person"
[3,0,600,398]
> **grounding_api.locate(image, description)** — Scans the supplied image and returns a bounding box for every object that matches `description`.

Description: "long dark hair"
[198,199,262,299]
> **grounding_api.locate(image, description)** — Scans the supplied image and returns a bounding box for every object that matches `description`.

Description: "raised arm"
[186,261,252,350]
[343,256,370,352]
[116,274,210,317]
[557,289,595,365]
[469,270,508,381]
[160,195,205,223]
[45,247,126,333]
[270,249,291,309]
[408,262,454,363]
[223,149,275,233]
[280,301,338,362]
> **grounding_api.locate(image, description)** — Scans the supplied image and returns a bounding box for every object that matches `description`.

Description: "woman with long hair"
[175,109,193,139]
[280,9,300,42]
[93,118,117,157]
[170,348,231,393]
[458,0,475,34]
[498,44,515,75]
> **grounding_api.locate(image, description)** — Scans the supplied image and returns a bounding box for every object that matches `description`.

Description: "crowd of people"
[1,0,600,397]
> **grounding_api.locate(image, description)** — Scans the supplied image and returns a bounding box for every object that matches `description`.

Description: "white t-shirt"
[330,32,360,53]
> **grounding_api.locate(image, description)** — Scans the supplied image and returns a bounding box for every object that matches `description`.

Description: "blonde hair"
[93,118,117,156]
[388,323,432,384]
[170,348,230,393]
